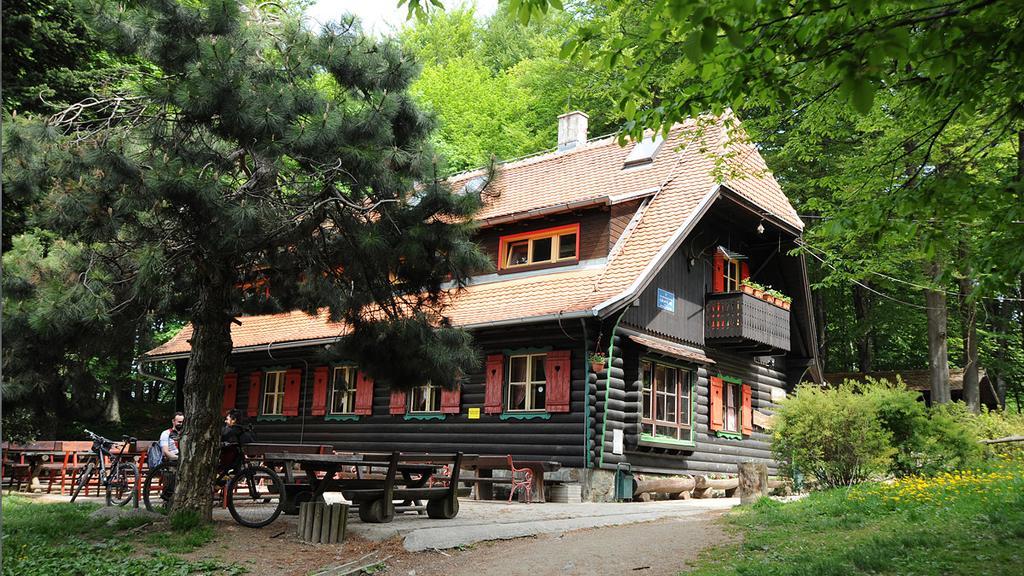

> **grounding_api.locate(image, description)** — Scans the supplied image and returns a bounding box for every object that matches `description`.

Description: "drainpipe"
[580,318,591,469]
[598,306,631,469]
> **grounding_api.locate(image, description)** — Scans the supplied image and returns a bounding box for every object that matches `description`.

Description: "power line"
[796,239,1024,303]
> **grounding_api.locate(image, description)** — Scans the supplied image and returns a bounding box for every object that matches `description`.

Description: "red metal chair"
[428,464,452,488]
[507,455,534,503]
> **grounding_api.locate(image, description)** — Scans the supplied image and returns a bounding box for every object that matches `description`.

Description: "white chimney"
[557,111,589,151]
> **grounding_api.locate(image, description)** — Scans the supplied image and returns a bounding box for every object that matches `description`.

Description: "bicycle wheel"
[143,462,177,514]
[226,465,284,528]
[106,462,138,507]
[70,463,96,503]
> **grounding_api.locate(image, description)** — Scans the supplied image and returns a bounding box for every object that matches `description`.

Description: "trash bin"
[614,462,633,502]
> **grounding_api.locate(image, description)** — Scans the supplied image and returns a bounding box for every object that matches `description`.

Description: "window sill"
[404,413,446,421]
[497,259,578,275]
[257,415,286,422]
[715,430,743,440]
[500,412,551,421]
[325,414,360,422]
[639,433,694,448]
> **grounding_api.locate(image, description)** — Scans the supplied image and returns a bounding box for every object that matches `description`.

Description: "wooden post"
[737,462,769,504]
[298,502,349,544]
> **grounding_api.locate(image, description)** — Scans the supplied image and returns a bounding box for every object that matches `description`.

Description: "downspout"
[598,306,631,469]
[580,318,591,468]
[136,357,177,386]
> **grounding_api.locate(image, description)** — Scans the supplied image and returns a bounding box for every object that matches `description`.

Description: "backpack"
[147,431,169,468]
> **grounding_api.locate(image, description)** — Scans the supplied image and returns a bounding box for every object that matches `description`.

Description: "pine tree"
[6,0,489,520]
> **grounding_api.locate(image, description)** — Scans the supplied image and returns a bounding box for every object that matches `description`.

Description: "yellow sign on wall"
[468,407,481,420]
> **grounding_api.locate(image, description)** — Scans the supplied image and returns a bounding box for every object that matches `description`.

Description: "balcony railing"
[705,292,791,352]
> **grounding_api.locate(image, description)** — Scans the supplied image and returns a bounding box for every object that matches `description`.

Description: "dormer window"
[498,224,580,270]
[623,134,665,168]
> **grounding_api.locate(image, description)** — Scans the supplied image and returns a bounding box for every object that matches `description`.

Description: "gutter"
[143,335,346,362]
[136,357,177,385]
[459,309,596,331]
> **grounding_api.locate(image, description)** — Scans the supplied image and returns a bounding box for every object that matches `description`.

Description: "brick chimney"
[557,111,589,151]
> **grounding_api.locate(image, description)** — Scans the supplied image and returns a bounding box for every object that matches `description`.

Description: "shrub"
[935,402,1024,461]
[857,379,981,476]
[772,383,895,488]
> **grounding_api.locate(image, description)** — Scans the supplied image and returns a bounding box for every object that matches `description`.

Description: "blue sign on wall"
[656,288,675,312]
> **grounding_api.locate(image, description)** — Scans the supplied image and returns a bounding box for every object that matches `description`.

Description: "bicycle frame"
[87,434,132,490]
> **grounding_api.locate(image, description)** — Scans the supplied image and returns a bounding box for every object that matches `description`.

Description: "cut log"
[692,475,739,498]
[737,462,769,504]
[633,476,695,497]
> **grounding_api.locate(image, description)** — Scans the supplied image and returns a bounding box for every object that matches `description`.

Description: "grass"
[1,496,244,576]
[685,459,1024,576]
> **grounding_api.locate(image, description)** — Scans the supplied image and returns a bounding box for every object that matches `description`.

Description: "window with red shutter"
[709,376,723,431]
[483,354,504,414]
[222,373,238,416]
[712,251,725,293]
[741,384,753,436]
[544,351,571,413]
[311,367,329,416]
[354,371,374,415]
[389,389,407,415]
[282,368,302,416]
[440,386,462,414]
[247,371,262,417]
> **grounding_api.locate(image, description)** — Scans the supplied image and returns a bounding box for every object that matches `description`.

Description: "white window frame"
[330,366,357,415]
[263,370,287,416]
[410,381,442,413]
[506,353,547,412]
[723,381,741,433]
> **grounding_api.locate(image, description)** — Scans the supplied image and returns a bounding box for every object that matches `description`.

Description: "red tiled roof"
[147,114,802,358]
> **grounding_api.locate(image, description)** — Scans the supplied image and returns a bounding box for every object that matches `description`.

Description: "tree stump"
[737,462,769,504]
[297,502,348,544]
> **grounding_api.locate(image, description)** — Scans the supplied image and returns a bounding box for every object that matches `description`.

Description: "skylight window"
[623,134,665,168]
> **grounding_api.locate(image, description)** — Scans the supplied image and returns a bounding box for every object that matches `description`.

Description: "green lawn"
[686,462,1024,576]
[0,496,243,576]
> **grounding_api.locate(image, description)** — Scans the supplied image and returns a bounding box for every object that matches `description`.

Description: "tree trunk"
[925,261,951,404]
[172,283,235,521]
[852,283,873,373]
[104,379,122,422]
[958,254,979,413]
[812,288,828,372]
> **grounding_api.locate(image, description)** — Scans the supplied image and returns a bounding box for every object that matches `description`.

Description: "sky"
[305,0,499,36]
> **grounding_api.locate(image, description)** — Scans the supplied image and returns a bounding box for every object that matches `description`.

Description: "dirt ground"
[180,509,734,576]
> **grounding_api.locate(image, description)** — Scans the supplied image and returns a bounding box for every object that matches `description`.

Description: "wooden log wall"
[596,336,786,475]
[225,322,590,468]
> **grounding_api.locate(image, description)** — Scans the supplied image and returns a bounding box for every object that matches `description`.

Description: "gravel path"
[379,510,734,576]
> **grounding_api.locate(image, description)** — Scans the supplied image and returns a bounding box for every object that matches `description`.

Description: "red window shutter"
[247,371,262,417]
[484,354,504,414]
[282,368,302,417]
[355,371,374,415]
[389,389,407,415]
[222,373,238,416]
[709,377,723,431]
[440,386,462,414]
[311,366,329,416]
[712,250,725,293]
[740,261,750,282]
[741,384,753,436]
[544,350,572,413]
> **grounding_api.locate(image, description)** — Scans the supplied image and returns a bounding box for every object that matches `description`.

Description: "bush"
[772,383,895,488]
[858,379,980,476]
[935,402,1024,461]
[773,379,986,487]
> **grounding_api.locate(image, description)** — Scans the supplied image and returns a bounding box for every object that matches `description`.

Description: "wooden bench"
[344,452,464,523]
[245,443,333,483]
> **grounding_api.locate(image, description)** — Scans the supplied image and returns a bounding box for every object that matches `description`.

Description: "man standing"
[159,412,185,462]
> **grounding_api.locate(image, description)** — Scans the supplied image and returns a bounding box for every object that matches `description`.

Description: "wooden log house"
[145,111,821,499]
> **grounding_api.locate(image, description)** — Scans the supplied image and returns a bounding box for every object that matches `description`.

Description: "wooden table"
[4,449,66,492]
[468,457,562,503]
[263,452,462,522]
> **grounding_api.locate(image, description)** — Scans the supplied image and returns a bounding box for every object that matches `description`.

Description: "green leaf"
[852,79,875,114]
[701,19,718,53]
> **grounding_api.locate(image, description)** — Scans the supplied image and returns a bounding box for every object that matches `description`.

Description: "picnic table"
[263,451,465,523]
[3,442,67,492]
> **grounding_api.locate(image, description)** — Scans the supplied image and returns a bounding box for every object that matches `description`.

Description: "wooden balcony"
[705,292,791,353]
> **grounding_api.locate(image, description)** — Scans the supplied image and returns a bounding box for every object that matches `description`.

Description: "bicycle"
[142,442,284,528]
[69,430,139,507]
